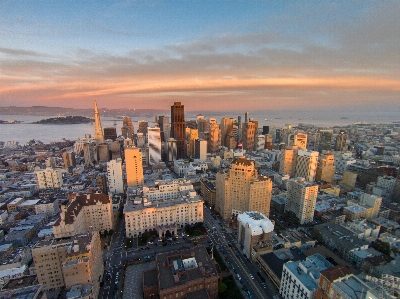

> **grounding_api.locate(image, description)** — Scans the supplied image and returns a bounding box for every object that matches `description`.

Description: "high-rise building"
[265,134,273,150]
[121,116,135,139]
[62,151,76,168]
[148,127,162,165]
[242,121,257,152]
[315,265,352,299]
[315,153,335,183]
[104,127,117,141]
[285,178,318,224]
[156,115,170,141]
[293,133,308,150]
[256,135,265,151]
[334,130,347,151]
[315,130,333,152]
[32,232,103,297]
[237,116,242,141]
[83,142,98,166]
[35,168,64,190]
[215,156,272,219]
[280,124,292,144]
[167,138,177,162]
[137,120,148,136]
[53,193,114,238]
[186,128,198,157]
[136,132,146,148]
[220,117,234,147]
[107,158,124,194]
[279,146,299,177]
[294,149,319,183]
[98,143,110,162]
[208,120,221,153]
[195,138,207,160]
[96,173,107,194]
[125,147,144,187]
[94,100,104,142]
[171,102,185,159]
[197,118,209,139]
[226,134,237,150]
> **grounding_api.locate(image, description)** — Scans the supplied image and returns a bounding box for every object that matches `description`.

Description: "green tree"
[218,281,227,293]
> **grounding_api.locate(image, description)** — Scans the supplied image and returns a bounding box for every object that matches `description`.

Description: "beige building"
[124,181,203,238]
[125,147,144,187]
[215,156,272,219]
[242,121,257,152]
[32,232,103,298]
[53,193,114,238]
[294,149,319,183]
[285,178,318,224]
[208,120,221,153]
[220,117,234,147]
[279,146,299,177]
[35,167,65,190]
[315,153,335,183]
[187,128,199,157]
[339,171,357,190]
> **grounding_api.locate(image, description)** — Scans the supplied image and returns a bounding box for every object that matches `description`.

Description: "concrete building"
[53,193,114,238]
[142,246,219,299]
[187,128,198,158]
[35,197,61,216]
[339,171,357,191]
[35,168,64,190]
[107,159,124,194]
[32,232,103,297]
[237,211,274,258]
[197,118,209,139]
[294,149,319,183]
[121,116,134,139]
[124,181,203,238]
[315,154,335,183]
[194,138,207,161]
[334,130,347,151]
[171,102,186,159]
[63,151,76,169]
[373,176,396,202]
[242,120,257,152]
[93,100,104,142]
[148,127,162,165]
[340,219,380,242]
[220,117,234,147]
[103,127,117,141]
[208,120,221,153]
[329,274,371,299]
[279,146,298,177]
[315,265,352,299]
[200,179,216,208]
[125,147,144,187]
[315,130,333,152]
[285,178,318,225]
[215,156,272,219]
[167,138,178,162]
[279,254,334,299]
[137,120,148,135]
[156,115,170,141]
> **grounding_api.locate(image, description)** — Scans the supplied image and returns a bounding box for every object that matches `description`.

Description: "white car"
[249,274,254,279]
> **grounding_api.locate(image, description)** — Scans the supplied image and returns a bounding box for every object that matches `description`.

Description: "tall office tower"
[148,127,162,165]
[35,168,64,190]
[294,133,308,149]
[208,121,221,153]
[94,100,104,142]
[187,128,198,157]
[171,102,185,159]
[167,138,177,162]
[237,116,242,141]
[136,133,146,149]
[125,147,144,187]
[265,134,273,150]
[110,141,122,160]
[262,126,269,135]
[285,177,318,224]
[62,151,76,168]
[280,124,292,144]
[334,130,347,151]
[295,149,319,183]
[104,127,117,141]
[197,118,209,138]
[32,233,103,297]
[196,114,204,125]
[83,142,98,166]
[121,116,134,139]
[256,135,265,151]
[315,130,333,152]
[226,134,237,150]
[242,120,257,152]
[215,156,272,219]
[279,146,299,177]
[107,158,124,194]
[275,128,281,143]
[245,112,249,124]
[98,143,110,162]
[315,153,335,183]
[194,138,207,160]
[220,117,234,147]
[137,120,148,136]
[156,115,170,141]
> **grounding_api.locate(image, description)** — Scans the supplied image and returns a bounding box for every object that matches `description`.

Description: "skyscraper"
[171,102,185,159]
[334,130,347,151]
[220,117,234,147]
[294,149,319,183]
[148,127,162,165]
[103,127,117,141]
[121,116,134,139]
[208,119,221,153]
[187,128,199,157]
[194,138,207,160]
[285,177,318,224]
[94,100,104,142]
[107,158,124,194]
[215,156,272,219]
[167,138,177,162]
[197,118,209,139]
[242,120,257,152]
[315,130,333,152]
[237,116,242,141]
[125,147,144,187]
[156,115,171,141]
[62,151,76,168]
[315,153,335,183]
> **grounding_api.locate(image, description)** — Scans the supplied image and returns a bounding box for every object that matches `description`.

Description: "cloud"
[0,47,41,57]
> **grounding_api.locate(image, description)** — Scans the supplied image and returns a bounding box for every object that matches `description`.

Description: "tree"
[312,228,323,243]
[218,281,227,293]
[109,229,114,236]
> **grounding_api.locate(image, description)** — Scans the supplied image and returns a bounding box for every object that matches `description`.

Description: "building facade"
[107,159,124,194]
[171,102,186,159]
[125,147,144,187]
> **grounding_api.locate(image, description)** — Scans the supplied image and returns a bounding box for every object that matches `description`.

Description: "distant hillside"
[32,116,93,124]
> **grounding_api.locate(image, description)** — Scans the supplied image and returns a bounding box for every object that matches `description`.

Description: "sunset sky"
[1,1,399,112]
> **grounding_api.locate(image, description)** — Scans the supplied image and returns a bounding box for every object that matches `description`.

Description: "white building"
[373,176,396,202]
[124,181,203,238]
[107,159,124,194]
[279,254,333,299]
[148,127,162,165]
[256,135,265,151]
[285,178,318,224]
[195,139,207,161]
[340,219,380,242]
[295,149,319,183]
[35,197,61,216]
[237,211,274,258]
[34,168,65,190]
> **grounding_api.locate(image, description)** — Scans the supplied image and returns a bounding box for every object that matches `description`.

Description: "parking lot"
[123,261,156,299]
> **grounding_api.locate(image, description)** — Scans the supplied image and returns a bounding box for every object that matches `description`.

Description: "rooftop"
[238,211,274,236]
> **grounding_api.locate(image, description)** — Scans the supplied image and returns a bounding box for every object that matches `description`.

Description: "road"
[203,206,278,299]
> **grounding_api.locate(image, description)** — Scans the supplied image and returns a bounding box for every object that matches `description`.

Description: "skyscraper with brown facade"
[171,102,185,159]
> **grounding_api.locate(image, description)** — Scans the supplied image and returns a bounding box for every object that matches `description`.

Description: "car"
[237,274,241,280]
[148,241,153,245]
[262,283,267,289]
[249,274,254,279]
[247,291,252,298]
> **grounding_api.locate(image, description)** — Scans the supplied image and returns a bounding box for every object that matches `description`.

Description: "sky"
[0,0,399,112]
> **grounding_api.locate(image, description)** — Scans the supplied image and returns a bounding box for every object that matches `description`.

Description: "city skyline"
[1,1,399,112]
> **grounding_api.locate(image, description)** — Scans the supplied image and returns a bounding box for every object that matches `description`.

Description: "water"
[0,110,398,144]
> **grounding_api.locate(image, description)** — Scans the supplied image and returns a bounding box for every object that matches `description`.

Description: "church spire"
[94,100,104,142]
